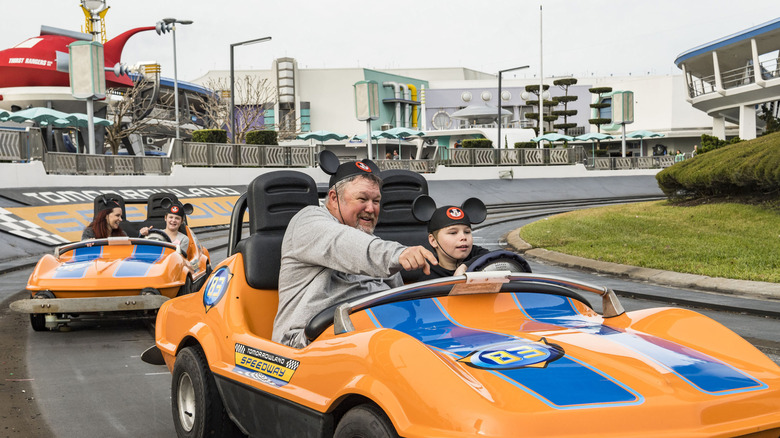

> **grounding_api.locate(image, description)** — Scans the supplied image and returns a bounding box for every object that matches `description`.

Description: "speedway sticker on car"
[234,343,300,387]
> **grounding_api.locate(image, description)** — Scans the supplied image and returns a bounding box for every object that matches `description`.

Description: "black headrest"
[377,169,429,226]
[146,193,181,220]
[92,194,126,220]
[246,171,319,234]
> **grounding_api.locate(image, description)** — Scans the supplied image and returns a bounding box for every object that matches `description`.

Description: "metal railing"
[590,156,675,170]
[446,147,584,166]
[688,59,780,98]
[4,128,667,175]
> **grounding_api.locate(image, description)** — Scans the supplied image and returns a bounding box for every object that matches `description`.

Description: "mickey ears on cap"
[412,195,487,225]
[319,150,341,176]
[462,198,487,225]
[412,195,437,222]
[161,197,194,216]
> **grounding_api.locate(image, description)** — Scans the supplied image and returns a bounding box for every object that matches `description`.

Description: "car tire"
[334,404,399,438]
[30,313,46,332]
[171,347,240,438]
[177,276,193,297]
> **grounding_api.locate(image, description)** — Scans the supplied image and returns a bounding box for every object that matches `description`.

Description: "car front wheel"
[171,346,240,438]
[334,404,398,438]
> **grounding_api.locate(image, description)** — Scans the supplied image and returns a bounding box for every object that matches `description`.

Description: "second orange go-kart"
[11,193,211,331]
[144,170,780,438]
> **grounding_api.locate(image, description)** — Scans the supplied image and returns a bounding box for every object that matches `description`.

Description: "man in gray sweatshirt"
[273,154,437,348]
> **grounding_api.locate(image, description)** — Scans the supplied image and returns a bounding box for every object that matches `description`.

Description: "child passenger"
[412,195,489,280]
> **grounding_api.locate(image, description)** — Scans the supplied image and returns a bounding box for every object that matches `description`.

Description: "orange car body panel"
[155,253,780,438]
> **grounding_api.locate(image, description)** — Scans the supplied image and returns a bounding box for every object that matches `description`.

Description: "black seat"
[142,193,186,233]
[236,171,319,290]
[375,169,430,282]
[91,194,138,236]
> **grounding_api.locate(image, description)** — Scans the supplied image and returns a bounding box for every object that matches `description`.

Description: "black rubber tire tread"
[171,346,242,438]
[177,276,193,297]
[334,404,399,438]
[30,313,46,332]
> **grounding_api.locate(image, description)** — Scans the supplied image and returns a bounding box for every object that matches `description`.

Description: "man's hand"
[399,246,438,275]
[453,264,468,276]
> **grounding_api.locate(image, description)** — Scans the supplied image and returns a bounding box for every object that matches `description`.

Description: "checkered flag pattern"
[0,207,70,245]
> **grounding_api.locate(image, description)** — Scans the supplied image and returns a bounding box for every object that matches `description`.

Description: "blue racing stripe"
[53,246,103,279]
[511,293,766,395]
[367,299,642,409]
[113,245,166,278]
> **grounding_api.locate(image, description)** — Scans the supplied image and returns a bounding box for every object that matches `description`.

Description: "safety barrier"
[4,127,672,175]
[448,147,583,166]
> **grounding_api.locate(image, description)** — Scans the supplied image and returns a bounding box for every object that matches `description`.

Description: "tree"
[552,78,578,135]
[104,73,170,155]
[588,87,612,133]
[523,84,556,135]
[194,75,277,143]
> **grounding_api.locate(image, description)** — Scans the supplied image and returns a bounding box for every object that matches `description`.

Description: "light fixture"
[230,36,272,143]
[156,18,193,140]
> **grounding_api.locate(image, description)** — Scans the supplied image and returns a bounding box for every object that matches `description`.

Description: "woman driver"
[139,203,190,256]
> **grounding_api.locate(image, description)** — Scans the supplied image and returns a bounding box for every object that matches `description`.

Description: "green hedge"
[246,130,278,145]
[462,138,493,148]
[514,142,536,149]
[191,129,227,143]
[656,132,780,199]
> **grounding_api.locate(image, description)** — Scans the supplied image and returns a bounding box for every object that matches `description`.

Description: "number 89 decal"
[203,267,232,312]
[458,338,565,370]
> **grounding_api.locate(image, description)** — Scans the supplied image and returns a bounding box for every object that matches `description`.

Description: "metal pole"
[498,71,502,150]
[87,98,95,154]
[497,65,529,150]
[230,45,235,143]
[538,4,544,148]
[366,121,373,160]
[229,37,271,145]
[172,24,180,139]
[621,123,627,157]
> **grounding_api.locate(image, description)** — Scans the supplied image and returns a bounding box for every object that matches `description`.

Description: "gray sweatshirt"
[272,205,405,348]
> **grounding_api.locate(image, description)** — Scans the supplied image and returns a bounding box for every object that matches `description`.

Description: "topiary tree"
[524,84,556,135]
[588,87,612,133]
[552,78,579,135]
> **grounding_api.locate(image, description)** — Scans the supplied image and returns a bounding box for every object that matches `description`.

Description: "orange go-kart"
[145,170,780,438]
[12,193,211,331]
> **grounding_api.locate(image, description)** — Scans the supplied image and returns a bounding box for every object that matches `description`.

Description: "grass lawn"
[517,200,780,283]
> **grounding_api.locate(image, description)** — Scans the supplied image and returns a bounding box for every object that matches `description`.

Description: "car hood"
[364,293,777,412]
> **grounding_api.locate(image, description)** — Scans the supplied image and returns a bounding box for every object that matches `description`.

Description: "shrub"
[514,142,536,149]
[656,131,780,199]
[699,133,741,154]
[462,138,493,148]
[245,130,278,145]
[191,129,227,143]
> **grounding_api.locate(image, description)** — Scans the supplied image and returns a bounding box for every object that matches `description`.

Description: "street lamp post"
[230,36,272,143]
[497,65,529,149]
[157,18,193,140]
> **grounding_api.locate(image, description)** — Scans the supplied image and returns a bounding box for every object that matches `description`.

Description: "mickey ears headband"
[160,198,194,217]
[412,195,487,232]
[319,150,380,188]
[98,195,122,212]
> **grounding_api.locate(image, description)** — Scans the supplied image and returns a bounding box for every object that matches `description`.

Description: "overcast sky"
[3,1,780,82]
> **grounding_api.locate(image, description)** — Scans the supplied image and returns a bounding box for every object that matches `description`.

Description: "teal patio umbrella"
[626,130,664,156]
[574,132,615,161]
[296,130,348,142]
[0,110,10,121]
[65,113,114,128]
[7,107,71,124]
[531,132,574,147]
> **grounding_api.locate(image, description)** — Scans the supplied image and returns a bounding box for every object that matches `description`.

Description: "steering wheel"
[466,250,532,273]
[145,229,172,243]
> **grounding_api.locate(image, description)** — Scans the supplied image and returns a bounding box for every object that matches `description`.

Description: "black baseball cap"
[319,150,380,187]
